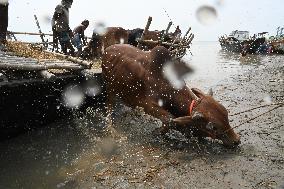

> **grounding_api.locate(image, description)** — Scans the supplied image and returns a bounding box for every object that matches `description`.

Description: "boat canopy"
[229,30,249,41]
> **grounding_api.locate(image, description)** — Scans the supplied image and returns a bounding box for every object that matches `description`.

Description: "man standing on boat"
[52,0,75,55]
[173,25,182,38]
[0,1,9,50]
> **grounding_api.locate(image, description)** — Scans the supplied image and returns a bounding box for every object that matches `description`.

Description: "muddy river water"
[0,42,283,189]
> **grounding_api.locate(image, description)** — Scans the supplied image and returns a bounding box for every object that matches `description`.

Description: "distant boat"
[219,30,269,55]
[268,27,284,54]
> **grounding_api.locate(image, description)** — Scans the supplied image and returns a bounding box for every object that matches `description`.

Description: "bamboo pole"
[139,39,188,48]
[7,31,92,40]
[160,21,173,44]
[20,41,54,45]
[137,16,152,49]
[0,62,85,71]
[186,34,194,45]
[8,31,54,37]
[43,50,93,68]
[34,14,47,47]
[182,27,191,41]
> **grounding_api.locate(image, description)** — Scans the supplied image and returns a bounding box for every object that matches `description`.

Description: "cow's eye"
[206,123,217,131]
[206,123,214,130]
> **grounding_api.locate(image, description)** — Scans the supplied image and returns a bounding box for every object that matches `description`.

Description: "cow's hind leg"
[105,84,121,138]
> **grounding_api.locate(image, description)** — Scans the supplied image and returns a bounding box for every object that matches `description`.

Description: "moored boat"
[219,30,270,55]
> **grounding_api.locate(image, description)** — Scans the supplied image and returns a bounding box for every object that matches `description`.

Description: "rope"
[223,104,283,134]
[230,102,284,116]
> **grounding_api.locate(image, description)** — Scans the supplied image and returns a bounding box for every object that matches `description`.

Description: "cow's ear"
[208,88,213,96]
[191,88,206,98]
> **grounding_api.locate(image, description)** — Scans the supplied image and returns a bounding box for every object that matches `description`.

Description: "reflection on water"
[0,42,281,189]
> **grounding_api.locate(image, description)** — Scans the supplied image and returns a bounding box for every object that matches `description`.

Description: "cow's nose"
[233,134,241,146]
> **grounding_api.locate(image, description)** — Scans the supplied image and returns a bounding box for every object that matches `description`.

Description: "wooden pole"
[137,16,152,49]
[160,21,173,44]
[34,15,47,47]
[0,62,85,71]
[7,31,53,37]
[165,22,173,35]
[182,27,191,41]
[138,39,189,48]
[43,50,93,68]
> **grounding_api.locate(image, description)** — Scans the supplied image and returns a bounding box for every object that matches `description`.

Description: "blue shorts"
[72,33,82,49]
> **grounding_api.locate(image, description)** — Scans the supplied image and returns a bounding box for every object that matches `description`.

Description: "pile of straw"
[6,41,61,61]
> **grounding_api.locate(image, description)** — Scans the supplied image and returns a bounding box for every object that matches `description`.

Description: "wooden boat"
[0,42,105,139]
[268,27,284,54]
[219,30,268,54]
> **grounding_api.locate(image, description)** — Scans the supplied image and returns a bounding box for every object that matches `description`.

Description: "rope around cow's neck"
[229,102,284,116]
[223,103,283,135]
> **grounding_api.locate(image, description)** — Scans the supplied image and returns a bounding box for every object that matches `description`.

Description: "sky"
[5,0,284,42]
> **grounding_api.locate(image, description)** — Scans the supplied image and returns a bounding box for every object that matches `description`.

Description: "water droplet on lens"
[93,22,107,35]
[196,5,217,25]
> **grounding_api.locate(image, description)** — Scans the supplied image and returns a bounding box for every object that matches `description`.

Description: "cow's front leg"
[138,99,174,135]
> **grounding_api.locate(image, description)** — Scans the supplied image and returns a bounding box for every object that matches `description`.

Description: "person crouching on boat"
[72,20,89,57]
[52,0,75,55]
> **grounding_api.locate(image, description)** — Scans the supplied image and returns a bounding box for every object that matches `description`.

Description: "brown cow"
[102,44,240,147]
[81,27,128,60]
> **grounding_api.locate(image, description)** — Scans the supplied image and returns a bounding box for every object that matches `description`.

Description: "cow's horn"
[189,88,199,100]
[208,88,213,96]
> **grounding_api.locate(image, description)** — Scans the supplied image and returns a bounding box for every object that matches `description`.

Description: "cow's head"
[173,88,240,147]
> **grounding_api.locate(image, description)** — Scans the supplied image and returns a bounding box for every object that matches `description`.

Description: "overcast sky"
[6,0,283,41]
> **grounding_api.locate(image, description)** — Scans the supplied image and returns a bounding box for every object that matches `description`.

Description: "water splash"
[196,5,217,25]
[98,137,119,158]
[84,80,101,97]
